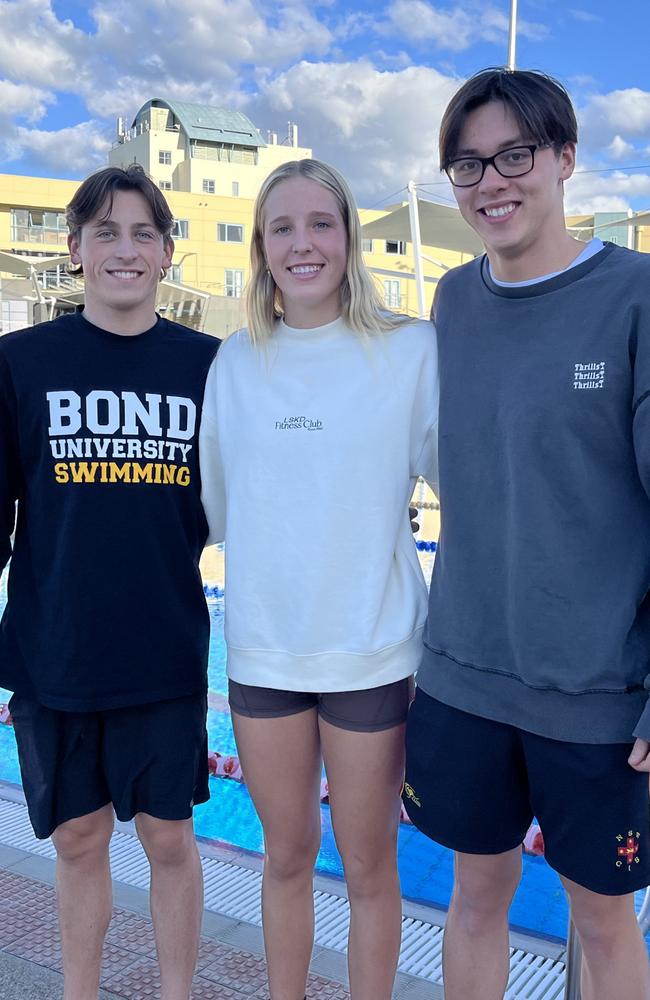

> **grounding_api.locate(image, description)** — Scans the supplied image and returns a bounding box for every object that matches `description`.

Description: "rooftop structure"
[110,98,311,200]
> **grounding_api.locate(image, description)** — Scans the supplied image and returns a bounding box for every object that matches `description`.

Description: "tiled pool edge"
[0,781,567,999]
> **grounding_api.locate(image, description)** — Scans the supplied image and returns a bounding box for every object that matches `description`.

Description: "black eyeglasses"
[445,144,550,188]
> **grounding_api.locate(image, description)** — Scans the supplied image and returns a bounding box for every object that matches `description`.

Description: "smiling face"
[68,188,174,335]
[262,176,348,329]
[451,101,576,280]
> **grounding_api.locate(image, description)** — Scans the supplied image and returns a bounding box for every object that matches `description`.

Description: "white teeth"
[290,265,322,274]
[484,204,516,218]
[112,271,140,279]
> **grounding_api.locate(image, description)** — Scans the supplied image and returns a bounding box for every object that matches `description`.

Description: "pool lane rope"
[0,703,544,855]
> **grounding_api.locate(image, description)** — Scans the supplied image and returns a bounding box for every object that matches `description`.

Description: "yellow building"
[109,99,311,201]
[1,99,648,337]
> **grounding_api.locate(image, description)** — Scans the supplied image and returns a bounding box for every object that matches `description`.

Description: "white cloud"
[606,135,636,161]
[580,88,650,150]
[0,0,84,88]
[567,8,603,23]
[4,121,111,172]
[257,60,459,199]
[565,168,650,214]
[383,0,547,51]
[0,79,53,123]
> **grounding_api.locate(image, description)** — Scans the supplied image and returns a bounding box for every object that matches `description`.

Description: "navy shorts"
[404,689,650,896]
[9,693,209,840]
[229,677,412,732]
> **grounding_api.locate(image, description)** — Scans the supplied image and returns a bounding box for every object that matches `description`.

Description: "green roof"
[134,99,267,149]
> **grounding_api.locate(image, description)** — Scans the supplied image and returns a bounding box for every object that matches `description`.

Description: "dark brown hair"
[66,165,174,276]
[439,67,578,169]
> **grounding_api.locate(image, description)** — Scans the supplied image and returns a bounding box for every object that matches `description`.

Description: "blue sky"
[1,0,650,211]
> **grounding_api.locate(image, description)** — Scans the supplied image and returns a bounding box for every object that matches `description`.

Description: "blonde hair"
[246,159,407,345]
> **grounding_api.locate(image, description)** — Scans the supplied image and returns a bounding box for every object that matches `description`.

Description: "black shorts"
[9,693,209,840]
[404,689,650,896]
[228,677,412,732]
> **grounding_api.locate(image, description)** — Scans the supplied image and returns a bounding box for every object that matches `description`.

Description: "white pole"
[407,180,427,318]
[564,915,582,999]
[507,0,518,70]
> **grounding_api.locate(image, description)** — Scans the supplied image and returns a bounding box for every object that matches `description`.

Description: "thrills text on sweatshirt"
[0,311,218,711]
[200,316,438,692]
[419,243,650,744]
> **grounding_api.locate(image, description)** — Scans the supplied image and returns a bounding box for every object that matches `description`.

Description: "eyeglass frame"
[444,143,552,188]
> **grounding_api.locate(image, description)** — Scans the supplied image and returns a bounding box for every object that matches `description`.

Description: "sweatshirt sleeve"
[0,351,19,574]
[198,354,226,545]
[630,303,650,740]
[410,322,439,495]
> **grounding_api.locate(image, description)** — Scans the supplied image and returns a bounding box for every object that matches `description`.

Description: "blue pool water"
[1,571,647,947]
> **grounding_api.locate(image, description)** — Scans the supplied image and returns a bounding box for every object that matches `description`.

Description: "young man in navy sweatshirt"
[0,165,218,999]
[404,69,650,1000]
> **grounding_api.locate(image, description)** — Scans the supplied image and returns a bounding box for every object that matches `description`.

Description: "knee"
[572,901,639,958]
[136,817,197,868]
[453,858,520,922]
[341,845,397,900]
[265,833,319,882]
[52,811,113,864]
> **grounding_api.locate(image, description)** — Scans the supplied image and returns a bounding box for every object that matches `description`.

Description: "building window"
[169,265,183,283]
[217,223,244,243]
[361,239,373,253]
[10,208,68,246]
[159,181,172,191]
[383,279,401,309]
[232,181,240,197]
[225,269,244,297]
[385,240,406,255]
[203,179,216,194]
[159,150,172,165]
[171,219,189,239]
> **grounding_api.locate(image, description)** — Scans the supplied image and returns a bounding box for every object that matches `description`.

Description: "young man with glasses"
[404,68,650,999]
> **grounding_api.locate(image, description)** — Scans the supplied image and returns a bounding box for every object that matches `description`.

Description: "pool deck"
[0,781,449,1000]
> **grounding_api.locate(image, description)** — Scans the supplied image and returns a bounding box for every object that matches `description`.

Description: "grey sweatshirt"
[418,243,650,744]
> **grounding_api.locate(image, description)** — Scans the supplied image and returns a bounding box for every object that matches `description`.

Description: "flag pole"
[507,0,518,69]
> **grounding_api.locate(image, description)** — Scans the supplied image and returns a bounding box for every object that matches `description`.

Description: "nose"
[477,162,509,193]
[113,234,139,259]
[291,227,313,253]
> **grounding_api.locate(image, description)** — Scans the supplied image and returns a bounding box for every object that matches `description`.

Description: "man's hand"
[628,737,650,772]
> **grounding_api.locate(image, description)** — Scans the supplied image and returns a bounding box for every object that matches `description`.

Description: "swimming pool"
[0,566,575,944]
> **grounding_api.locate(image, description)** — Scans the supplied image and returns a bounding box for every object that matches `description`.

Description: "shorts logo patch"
[616,830,641,870]
[403,782,421,808]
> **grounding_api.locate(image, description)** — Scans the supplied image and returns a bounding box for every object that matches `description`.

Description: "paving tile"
[0,867,353,1000]
[5,922,63,972]
[105,908,157,956]
[200,945,268,991]
[101,954,161,998]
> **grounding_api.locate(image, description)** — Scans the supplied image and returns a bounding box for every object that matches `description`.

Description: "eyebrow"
[91,220,156,230]
[267,211,339,226]
[453,136,527,157]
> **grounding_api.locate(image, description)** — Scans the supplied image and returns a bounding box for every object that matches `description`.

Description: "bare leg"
[443,848,521,1000]
[51,804,115,1000]
[320,719,405,1000]
[135,814,203,1000]
[561,877,650,1000]
[233,708,321,1000]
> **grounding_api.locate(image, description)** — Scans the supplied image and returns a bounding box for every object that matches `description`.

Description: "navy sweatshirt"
[418,243,650,744]
[0,310,218,711]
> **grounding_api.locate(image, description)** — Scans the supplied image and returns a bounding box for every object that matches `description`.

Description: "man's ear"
[163,237,175,271]
[559,142,576,182]
[67,231,81,265]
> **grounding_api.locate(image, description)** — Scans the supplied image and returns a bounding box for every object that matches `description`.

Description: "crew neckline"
[480,242,618,299]
[73,307,162,344]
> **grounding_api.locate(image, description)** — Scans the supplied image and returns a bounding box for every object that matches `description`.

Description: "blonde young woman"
[199,159,438,1000]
